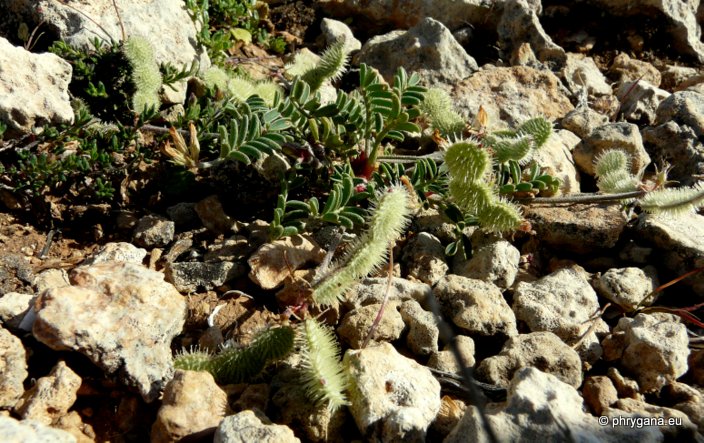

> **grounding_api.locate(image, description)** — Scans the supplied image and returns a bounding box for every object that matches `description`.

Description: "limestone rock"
[615,80,670,125]
[0,292,35,330]
[428,335,475,374]
[15,361,81,426]
[560,106,609,139]
[81,242,147,266]
[0,326,27,409]
[497,0,565,64]
[215,410,299,443]
[399,299,438,356]
[132,215,175,248]
[434,275,517,337]
[195,195,238,235]
[452,236,520,289]
[0,37,73,136]
[338,303,405,349]
[320,18,361,52]
[248,235,326,290]
[592,266,659,312]
[573,122,651,176]
[344,342,441,442]
[356,17,477,86]
[608,52,662,86]
[530,129,582,195]
[32,262,186,402]
[151,370,228,443]
[582,376,618,416]
[513,267,608,362]
[562,53,612,96]
[401,232,448,286]
[344,277,432,310]
[165,261,245,293]
[0,416,77,443]
[477,332,583,388]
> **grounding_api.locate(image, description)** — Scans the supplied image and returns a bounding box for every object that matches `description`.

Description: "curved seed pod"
[449,180,495,213]
[490,135,533,164]
[444,140,492,182]
[302,39,350,92]
[123,36,162,112]
[639,182,704,216]
[517,117,553,149]
[594,149,631,178]
[598,170,639,194]
[477,198,523,233]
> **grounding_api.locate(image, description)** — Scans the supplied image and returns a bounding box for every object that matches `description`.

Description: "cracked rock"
[15,361,81,426]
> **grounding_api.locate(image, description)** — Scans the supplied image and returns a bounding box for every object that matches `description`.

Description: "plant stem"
[361,244,394,349]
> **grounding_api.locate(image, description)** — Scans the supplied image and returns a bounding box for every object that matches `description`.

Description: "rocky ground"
[1,0,704,442]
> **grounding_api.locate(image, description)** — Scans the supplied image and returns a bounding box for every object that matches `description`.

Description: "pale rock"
[0,326,27,408]
[356,17,477,86]
[601,313,689,393]
[132,215,175,248]
[317,0,500,32]
[523,203,628,254]
[661,65,700,90]
[151,370,228,443]
[338,303,405,349]
[592,266,659,312]
[410,207,460,244]
[582,376,618,416]
[204,235,252,262]
[52,411,95,443]
[530,129,582,195]
[434,275,517,337]
[15,361,80,426]
[34,269,70,293]
[560,105,609,139]
[32,262,186,402]
[616,80,671,125]
[0,292,34,329]
[399,299,438,356]
[445,367,663,443]
[231,383,269,414]
[476,332,583,388]
[562,53,612,96]
[344,277,432,310]
[451,66,573,130]
[608,397,697,440]
[0,37,73,136]
[0,416,77,443]
[344,342,441,442]
[452,236,520,289]
[215,410,299,443]
[428,336,476,374]
[320,18,361,52]
[402,232,448,286]
[573,122,651,176]
[634,213,704,294]
[81,242,147,266]
[609,52,662,86]
[642,90,704,186]
[248,235,326,290]
[497,0,566,64]
[607,367,641,400]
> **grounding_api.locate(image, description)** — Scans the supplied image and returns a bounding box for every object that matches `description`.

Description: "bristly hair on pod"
[477,197,523,233]
[311,185,412,307]
[123,36,162,112]
[301,39,350,92]
[594,149,632,178]
[639,181,704,217]
[516,117,553,149]
[444,139,492,183]
[295,318,349,412]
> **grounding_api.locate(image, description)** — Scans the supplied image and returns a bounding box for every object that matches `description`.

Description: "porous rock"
[165,261,245,293]
[433,275,517,337]
[0,292,35,330]
[344,277,432,310]
[399,299,438,356]
[601,313,689,394]
[592,266,659,312]
[615,80,670,125]
[582,376,618,416]
[344,342,441,442]
[530,129,582,195]
[401,232,448,286]
[0,326,27,409]
[452,236,520,289]
[81,242,147,266]
[338,303,405,349]
[32,262,186,402]
[476,332,583,388]
[248,235,326,290]
[215,410,299,443]
[608,52,662,86]
[15,361,81,426]
[320,18,361,52]
[151,370,228,443]
[356,17,477,86]
[132,215,175,248]
[0,37,73,136]
[0,416,77,443]
[560,105,609,139]
[573,122,651,176]
[513,267,608,362]
[562,53,612,96]
[428,335,475,374]
[497,0,566,64]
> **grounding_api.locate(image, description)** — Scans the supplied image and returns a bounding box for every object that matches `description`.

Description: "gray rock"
[320,18,361,52]
[530,129,582,195]
[0,416,77,443]
[132,215,175,248]
[0,37,73,136]
[642,90,704,186]
[402,232,448,286]
[81,242,147,266]
[165,261,245,293]
[338,303,405,349]
[607,397,696,440]
[523,203,628,254]
[497,0,566,64]
[601,313,689,394]
[344,342,441,442]
[562,53,612,96]
[615,80,670,125]
[592,266,659,312]
[608,52,662,86]
[33,262,186,402]
[0,254,35,296]
[560,105,609,139]
[477,332,583,388]
[166,202,199,228]
[151,370,228,443]
[428,335,475,374]
[513,267,608,362]
[434,275,517,337]
[215,410,299,443]
[634,213,704,294]
[573,122,651,176]
[356,17,477,86]
[446,367,663,443]
[0,326,27,409]
[344,277,432,310]
[452,235,520,289]
[204,235,252,262]
[0,292,35,329]
[410,207,461,244]
[15,361,81,426]
[451,66,574,130]
[399,299,439,356]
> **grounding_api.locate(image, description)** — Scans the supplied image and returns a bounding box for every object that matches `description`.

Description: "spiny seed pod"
[301,39,350,92]
[489,134,534,164]
[449,180,494,213]
[296,318,349,412]
[312,185,412,307]
[420,88,465,137]
[594,149,631,178]
[123,36,162,112]
[444,140,492,183]
[639,182,704,216]
[517,117,553,149]
[477,198,523,233]
[597,169,639,194]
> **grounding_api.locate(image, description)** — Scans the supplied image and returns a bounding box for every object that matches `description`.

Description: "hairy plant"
[420,87,465,137]
[123,36,162,112]
[299,39,350,92]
